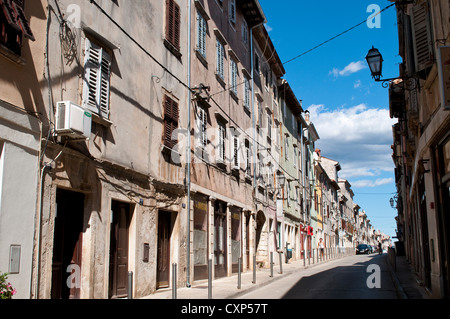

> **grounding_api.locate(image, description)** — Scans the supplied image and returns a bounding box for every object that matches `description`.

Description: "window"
[284,136,289,160]
[216,39,225,80]
[267,112,272,141]
[229,0,236,25]
[232,134,239,169]
[257,100,263,127]
[198,107,208,149]
[254,52,260,74]
[82,38,111,118]
[163,95,179,149]
[230,58,238,96]
[217,122,226,164]
[0,0,35,56]
[243,76,250,110]
[165,0,180,50]
[411,1,434,74]
[196,10,207,57]
[293,146,297,168]
[287,181,291,206]
[241,19,248,45]
[245,139,251,177]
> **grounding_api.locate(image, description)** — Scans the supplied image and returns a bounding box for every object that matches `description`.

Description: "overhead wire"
[282,3,396,65]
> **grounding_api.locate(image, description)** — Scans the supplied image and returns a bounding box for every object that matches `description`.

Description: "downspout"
[186,0,192,288]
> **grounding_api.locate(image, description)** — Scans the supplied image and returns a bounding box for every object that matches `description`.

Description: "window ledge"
[195,50,208,68]
[0,44,25,65]
[92,112,113,127]
[164,39,182,60]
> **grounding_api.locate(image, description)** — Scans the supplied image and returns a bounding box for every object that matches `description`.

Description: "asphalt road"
[237,253,398,299]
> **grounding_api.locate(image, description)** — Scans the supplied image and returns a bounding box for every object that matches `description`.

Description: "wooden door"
[109,201,130,298]
[51,189,84,299]
[157,211,171,288]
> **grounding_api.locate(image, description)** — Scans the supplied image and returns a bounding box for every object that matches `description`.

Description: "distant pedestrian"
[318,238,325,260]
[378,242,382,254]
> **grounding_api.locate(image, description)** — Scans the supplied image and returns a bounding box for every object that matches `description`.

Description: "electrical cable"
[282,3,395,65]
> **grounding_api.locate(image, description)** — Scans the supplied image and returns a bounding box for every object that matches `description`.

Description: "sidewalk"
[386,254,430,299]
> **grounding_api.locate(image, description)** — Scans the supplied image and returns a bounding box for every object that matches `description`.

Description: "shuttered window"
[83,39,111,118]
[411,2,434,73]
[229,0,236,25]
[241,19,248,45]
[230,58,238,95]
[217,122,226,163]
[0,0,35,56]
[166,0,180,50]
[243,76,250,110]
[196,11,207,57]
[233,135,239,169]
[245,139,251,176]
[198,107,208,149]
[216,39,225,79]
[163,95,179,149]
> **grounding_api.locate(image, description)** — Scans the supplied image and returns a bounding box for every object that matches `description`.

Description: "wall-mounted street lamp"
[389,195,398,209]
[366,46,418,90]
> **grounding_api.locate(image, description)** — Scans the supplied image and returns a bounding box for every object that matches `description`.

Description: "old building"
[278,80,304,261]
[338,179,355,248]
[187,0,265,282]
[0,0,42,299]
[251,23,285,267]
[29,0,190,299]
[391,0,450,298]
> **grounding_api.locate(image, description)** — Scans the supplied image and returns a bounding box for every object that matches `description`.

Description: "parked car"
[356,244,371,254]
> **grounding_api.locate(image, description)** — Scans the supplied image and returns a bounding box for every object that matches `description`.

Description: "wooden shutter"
[198,107,208,148]
[233,135,239,168]
[164,95,179,148]
[217,123,225,163]
[229,0,236,24]
[411,2,434,73]
[166,0,180,50]
[196,12,206,57]
[230,59,237,94]
[83,39,111,118]
[216,39,224,79]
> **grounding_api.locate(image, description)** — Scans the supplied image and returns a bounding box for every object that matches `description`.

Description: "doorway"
[51,189,85,299]
[214,201,227,278]
[157,210,172,289]
[109,200,132,299]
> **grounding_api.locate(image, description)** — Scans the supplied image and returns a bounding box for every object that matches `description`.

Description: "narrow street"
[237,254,398,299]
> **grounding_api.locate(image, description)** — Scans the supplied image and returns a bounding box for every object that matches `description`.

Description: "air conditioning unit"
[55,101,92,140]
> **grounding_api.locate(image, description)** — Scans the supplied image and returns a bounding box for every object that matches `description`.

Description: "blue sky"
[258,0,401,239]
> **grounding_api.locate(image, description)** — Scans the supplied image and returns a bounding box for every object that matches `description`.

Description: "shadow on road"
[282,254,397,299]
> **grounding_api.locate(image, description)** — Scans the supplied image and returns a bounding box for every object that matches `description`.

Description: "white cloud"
[307,103,396,184]
[354,80,361,88]
[352,178,394,188]
[329,60,367,78]
[264,24,273,32]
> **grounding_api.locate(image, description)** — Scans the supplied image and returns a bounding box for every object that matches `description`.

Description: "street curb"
[385,255,408,299]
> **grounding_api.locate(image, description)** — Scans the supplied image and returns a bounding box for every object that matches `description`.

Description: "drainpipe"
[186,0,192,288]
